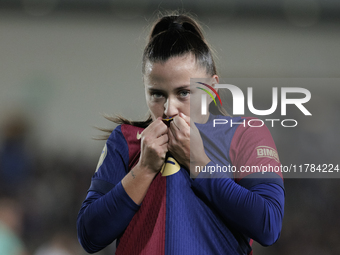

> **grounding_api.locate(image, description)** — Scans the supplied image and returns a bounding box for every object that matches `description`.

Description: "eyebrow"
[148,88,165,94]
[174,85,190,92]
[147,85,190,93]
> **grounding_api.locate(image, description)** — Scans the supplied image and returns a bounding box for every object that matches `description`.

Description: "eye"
[178,90,190,98]
[150,91,165,100]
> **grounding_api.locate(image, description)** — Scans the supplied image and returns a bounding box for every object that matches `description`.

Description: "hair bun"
[181,22,202,39]
[144,14,216,77]
[168,22,183,31]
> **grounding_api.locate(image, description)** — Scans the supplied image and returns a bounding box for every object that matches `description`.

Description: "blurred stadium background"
[0,0,339,254]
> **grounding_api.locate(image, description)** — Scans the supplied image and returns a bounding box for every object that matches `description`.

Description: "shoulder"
[93,124,146,183]
[201,114,276,146]
[107,124,145,145]
[229,116,280,165]
[199,114,262,143]
[200,114,283,184]
[230,116,277,152]
[229,117,283,182]
[107,124,145,170]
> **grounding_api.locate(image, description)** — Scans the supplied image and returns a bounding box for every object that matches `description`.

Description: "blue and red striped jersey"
[77,114,284,254]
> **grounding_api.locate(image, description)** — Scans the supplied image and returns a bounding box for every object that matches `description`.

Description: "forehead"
[144,54,207,88]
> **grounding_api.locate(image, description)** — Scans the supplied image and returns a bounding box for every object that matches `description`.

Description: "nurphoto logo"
[196,81,312,128]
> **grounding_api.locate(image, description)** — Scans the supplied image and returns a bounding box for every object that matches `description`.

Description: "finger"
[161,143,168,151]
[156,133,168,146]
[170,116,191,141]
[179,112,190,126]
[155,120,168,136]
[167,125,177,146]
[173,115,189,131]
[161,144,169,157]
[145,119,168,137]
[168,121,179,140]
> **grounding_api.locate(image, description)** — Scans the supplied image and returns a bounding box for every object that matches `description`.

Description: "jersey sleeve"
[77,125,140,253]
[230,117,283,188]
[191,118,285,246]
[192,176,284,246]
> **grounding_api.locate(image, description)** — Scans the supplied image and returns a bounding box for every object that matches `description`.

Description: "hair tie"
[168,22,183,31]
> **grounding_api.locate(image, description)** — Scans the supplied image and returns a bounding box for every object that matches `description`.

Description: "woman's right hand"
[138,117,169,174]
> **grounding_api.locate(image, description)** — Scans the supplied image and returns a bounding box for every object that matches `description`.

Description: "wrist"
[135,161,159,178]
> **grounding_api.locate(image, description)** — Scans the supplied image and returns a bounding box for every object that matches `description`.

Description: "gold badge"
[161,157,180,176]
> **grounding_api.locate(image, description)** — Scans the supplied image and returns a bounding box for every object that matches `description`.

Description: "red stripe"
[121,124,144,170]
[117,125,166,255]
[116,173,166,255]
[248,239,253,255]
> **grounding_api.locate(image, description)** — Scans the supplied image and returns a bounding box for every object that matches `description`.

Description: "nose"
[164,96,179,118]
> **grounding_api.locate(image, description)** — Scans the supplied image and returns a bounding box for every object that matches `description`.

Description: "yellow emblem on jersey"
[161,157,180,176]
[95,143,107,172]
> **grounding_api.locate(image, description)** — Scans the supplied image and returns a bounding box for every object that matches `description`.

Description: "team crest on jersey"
[95,143,107,172]
[161,157,180,176]
[256,146,279,163]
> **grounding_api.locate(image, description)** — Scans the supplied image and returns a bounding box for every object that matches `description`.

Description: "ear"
[205,75,220,105]
[212,75,219,88]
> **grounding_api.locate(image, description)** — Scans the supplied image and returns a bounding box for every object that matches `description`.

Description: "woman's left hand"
[168,113,210,177]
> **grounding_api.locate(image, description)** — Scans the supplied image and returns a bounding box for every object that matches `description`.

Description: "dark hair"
[101,13,228,138]
[142,14,216,76]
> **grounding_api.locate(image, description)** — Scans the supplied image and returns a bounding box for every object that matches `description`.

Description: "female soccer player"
[77,13,284,255]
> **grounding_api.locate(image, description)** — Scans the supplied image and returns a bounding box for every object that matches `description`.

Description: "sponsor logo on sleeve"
[256,146,280,163]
